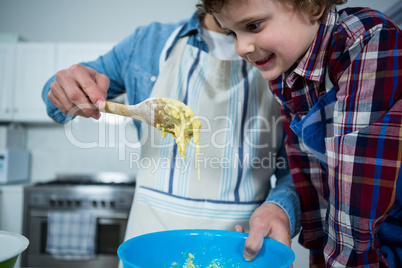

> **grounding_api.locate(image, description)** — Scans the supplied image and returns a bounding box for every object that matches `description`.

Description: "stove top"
[32,172,136,187]
[34,180,135,186]
[25,173,136,210]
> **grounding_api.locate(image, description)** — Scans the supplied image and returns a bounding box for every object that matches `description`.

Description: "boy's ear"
[310,5,325,23]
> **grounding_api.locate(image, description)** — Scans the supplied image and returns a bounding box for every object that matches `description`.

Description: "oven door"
[22,210,128,268]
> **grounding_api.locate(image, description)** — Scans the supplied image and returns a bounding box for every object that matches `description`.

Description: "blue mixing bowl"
[118,229,294,268]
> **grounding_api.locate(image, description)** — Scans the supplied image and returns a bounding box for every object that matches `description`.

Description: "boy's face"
[214,0,322,80]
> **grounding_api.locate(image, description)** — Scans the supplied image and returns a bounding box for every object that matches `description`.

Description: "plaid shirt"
[269,7,402,268]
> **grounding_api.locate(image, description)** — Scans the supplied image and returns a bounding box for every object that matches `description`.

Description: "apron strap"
[159,25,186,73]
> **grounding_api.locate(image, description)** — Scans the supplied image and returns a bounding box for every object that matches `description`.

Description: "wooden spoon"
[99,98,172,128]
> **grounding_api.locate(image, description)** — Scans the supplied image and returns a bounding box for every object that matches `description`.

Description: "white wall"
[0,0,197,42]
[0,0,199,179]
[25,115,141,181]
[0,0,198,180]
[0,0,399,43]
[344,0,400,12]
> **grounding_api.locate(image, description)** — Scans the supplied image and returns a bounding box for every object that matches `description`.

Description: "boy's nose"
[235,37,255,60]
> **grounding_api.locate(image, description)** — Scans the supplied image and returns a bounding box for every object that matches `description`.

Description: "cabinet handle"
[5,108,10,113]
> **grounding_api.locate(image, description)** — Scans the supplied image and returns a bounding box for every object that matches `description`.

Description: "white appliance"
[0,148,30,184]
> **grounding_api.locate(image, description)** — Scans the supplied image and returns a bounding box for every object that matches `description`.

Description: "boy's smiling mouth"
[253,54,275,69]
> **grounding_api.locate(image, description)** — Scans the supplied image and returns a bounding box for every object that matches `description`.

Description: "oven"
[21,174,135,268]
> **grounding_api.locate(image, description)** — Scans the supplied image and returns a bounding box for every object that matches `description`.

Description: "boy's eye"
[226,31,237,38]
[247,22,260,32]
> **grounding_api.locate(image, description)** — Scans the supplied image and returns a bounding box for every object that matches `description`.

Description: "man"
[43,8,300,262]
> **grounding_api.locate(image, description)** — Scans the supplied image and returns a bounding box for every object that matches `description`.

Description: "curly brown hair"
[197,0,348,20]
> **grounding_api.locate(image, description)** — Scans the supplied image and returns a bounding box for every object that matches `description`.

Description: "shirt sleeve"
[281,109,327,264]
[286,21,402,266]
[264,142,301,238]
[322,23,402,266]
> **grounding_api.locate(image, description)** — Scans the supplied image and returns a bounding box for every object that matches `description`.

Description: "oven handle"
[29,210,129,220]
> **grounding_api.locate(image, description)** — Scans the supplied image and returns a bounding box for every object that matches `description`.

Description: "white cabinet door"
[13,43,56,122]
[0,43,15,121]
[0,42,114,123]
[0,185,25,268]
[56,42,114,70]
[0,185,24,234]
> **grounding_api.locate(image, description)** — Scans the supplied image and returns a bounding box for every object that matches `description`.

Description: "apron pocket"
[133,186,261,234]
[290,88,336,166]
[137,186,261,221]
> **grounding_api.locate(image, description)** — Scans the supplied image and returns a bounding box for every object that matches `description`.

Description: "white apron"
[124,28,284,240]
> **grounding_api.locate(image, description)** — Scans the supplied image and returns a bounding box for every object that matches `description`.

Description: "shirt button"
[150,76,157,82]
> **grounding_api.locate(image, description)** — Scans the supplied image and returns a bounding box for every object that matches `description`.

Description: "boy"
[199,0,402,267]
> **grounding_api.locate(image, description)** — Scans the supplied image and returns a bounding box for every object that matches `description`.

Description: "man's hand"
[236,202,291,261]
[48,64,109,119]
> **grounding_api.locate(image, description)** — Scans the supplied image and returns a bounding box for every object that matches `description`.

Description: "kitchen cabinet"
[13,43,56,122]
[0,42,55,123]
[0,42,114,123]
[56,42,114,70]
[0,43,15,121]
[0,185,24,234]
[0,184,25,268]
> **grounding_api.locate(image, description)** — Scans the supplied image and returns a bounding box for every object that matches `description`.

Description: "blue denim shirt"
[42,11,301,237]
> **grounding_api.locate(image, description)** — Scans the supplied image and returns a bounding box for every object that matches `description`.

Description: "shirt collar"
[177,11,203,38]
[286,7,337,88]
[163,11,208,60]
